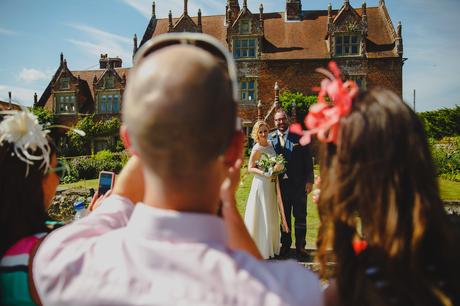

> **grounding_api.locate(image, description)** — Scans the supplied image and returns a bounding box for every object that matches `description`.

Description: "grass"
[439,178,460,200]
[59,170,459,249]
[236,164,320,248]
[59,179,98,190]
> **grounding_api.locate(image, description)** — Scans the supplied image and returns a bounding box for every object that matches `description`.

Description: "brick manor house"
[36,0,403,146]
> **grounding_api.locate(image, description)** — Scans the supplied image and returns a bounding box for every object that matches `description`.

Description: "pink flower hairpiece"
[290,61,359,145]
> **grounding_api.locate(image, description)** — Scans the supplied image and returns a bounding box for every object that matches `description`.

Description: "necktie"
[279,134,285,148]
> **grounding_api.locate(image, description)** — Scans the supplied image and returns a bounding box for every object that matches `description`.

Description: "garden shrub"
[430,137,460,182]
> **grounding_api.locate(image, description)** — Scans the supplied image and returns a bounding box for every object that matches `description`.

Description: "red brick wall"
[238,57,403,125]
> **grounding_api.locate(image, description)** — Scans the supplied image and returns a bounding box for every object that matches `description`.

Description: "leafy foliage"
[430,137,460,181]
[418,106,460,139]
[60,151,128,183]
[31,107,56,127]
[279,91,317,126]
[64,115,122,156]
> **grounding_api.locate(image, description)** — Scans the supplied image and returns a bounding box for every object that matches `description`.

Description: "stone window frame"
[55,93,76,114]
[96,91,121,114]
[233,37,258,59]
[239,77,258,102]
[334,33,361,57]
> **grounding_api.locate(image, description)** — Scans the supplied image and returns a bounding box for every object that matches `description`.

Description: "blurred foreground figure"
[300,62,459,306]
[33,33,323,306]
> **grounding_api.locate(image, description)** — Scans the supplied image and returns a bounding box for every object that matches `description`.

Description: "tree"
[31,107,56,127]
[418,105,460,139]
[279,91,317,127]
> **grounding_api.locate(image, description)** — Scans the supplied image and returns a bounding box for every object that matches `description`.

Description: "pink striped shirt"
[34,195,323,306]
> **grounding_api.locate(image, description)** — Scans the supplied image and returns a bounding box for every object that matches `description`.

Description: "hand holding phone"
[98,171,115,196]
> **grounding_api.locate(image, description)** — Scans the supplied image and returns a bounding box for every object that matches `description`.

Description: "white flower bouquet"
[256,153,286,177]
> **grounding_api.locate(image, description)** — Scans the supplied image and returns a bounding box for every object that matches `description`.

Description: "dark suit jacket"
[270,131,314,189]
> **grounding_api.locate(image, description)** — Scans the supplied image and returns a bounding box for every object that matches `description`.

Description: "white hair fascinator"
[0,107,85,176]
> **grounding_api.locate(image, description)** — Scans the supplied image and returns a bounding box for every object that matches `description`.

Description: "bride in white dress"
[244,121,280,259]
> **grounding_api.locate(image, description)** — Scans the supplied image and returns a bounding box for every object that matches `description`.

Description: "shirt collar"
[277,130,289,137]
[126,203,228,244]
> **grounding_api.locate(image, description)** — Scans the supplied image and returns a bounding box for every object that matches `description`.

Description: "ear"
[223,131,244,167]
[120,125,138,156]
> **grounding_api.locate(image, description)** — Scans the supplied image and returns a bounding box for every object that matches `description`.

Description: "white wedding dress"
[244,143,280,259]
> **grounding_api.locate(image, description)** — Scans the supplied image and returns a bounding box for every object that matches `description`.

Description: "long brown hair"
[317,88,459,306]
[0,139,55,257]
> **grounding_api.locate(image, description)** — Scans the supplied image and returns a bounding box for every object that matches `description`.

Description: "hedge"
[61,150,129,183]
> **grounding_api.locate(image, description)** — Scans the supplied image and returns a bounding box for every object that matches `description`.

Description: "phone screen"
[98,173,113,195]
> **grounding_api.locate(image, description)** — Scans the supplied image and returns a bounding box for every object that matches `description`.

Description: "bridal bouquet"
[256,153,286,177]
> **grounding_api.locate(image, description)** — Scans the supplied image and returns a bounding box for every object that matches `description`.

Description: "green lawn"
[236,164,319,248]
[60,179,98,190]
[60,170,459,249]
[439,178,460,200]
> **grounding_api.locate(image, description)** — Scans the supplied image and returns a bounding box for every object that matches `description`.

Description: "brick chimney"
[8,91,12,110]
[99,54,122,69]
[286,0,302,21]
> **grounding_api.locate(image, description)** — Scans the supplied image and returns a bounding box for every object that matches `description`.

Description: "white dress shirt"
[34,195,323,306]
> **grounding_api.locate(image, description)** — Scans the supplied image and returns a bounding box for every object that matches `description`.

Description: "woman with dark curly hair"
[0,109,63,305]
[295,62,459,306]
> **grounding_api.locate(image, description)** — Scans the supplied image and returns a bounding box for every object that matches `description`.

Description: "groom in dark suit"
[270,109,314,260]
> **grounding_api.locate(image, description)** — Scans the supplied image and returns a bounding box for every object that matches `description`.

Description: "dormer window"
[335,34,360,56]
[240,20,251,34]
[233,38,257,59]
[60,78,70,90]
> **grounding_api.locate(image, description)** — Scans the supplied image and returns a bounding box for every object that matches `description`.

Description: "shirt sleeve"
[33,195,134,304]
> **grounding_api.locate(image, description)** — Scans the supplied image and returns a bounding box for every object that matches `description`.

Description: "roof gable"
[174,13,199,32]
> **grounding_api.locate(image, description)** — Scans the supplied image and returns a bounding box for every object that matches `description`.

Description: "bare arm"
[247,149,265,176]
[221,159,263,259]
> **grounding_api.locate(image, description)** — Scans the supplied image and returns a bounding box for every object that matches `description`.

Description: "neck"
[142,163,223,214]
[259,138,269,146]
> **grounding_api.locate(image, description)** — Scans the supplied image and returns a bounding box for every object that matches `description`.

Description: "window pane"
[235,40,240,48]
[335,36,342,45]
[351,45,358,54]
[248,91,254,100]
[242,92,246,100]
[108,96,113,112]
[241,82,247,89]
[234,49,240,58]
[113,96,119,113]
[351,36,358,44]
[336,46,342,55]
[249,81,254,89]
[344,35,349,43]
[71,96,75,102]
[242,40,248,48]
[249,39,255,47]
[242,49,248,57]
[60,96,64,103]
[249,48,255,57]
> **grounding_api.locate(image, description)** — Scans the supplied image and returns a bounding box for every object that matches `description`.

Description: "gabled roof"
[37,67,130,110]
[148,5,398,60]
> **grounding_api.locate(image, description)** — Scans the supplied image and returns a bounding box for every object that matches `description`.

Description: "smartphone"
[98,171,115,196]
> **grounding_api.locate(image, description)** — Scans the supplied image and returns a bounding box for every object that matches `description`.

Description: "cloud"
[0,85,38,106]
[66,24,132,64]
[18,68,49,82]
[0,27,18,36]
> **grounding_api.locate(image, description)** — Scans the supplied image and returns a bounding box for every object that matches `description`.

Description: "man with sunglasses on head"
[33,33,322,306]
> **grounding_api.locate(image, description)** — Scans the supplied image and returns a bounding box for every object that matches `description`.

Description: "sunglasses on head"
[134,33,242,131]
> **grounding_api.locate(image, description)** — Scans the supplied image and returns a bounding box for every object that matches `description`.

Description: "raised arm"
[33,156,144,304]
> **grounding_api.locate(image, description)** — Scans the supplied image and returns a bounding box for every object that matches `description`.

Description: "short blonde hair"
[251,120,269,142]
